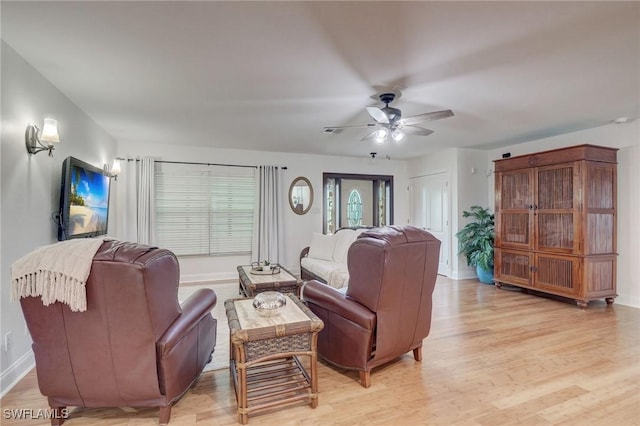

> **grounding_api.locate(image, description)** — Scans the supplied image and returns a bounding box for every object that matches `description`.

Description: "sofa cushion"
[301,257,349,289]
[301,257,337,280]
[332,229,356,265]
[327,268,350,289]
[332,228,369,265]
[308,232,336,262]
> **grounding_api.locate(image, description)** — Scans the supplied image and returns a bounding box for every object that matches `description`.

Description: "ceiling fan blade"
[399,109,454,126]
[401,125,434,137]
[323,123,377,131]
[366,106,390,124]
[361,130,379,141]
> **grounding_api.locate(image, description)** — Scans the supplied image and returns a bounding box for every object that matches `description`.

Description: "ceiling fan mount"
[377,93,402,123]
[379,92,395,105]
[323,92,454,143]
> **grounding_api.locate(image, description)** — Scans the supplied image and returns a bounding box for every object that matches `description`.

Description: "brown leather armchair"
[302,225,440,388]
[19,241,217,425]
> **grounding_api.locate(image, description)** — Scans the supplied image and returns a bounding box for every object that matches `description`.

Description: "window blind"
[155,163,255,256]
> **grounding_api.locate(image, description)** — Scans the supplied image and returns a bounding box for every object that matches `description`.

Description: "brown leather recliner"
[19,241,217,425]
[302,225,440,388]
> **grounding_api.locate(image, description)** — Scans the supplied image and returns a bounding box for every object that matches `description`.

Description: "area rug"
[178,281,239,371]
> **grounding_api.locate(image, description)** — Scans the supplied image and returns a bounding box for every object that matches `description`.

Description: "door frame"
[322,173,394,233]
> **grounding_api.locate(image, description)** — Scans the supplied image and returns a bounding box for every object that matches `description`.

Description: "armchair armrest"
[157,288,217,401]
[158,289,217,355]
[302,280,375,331]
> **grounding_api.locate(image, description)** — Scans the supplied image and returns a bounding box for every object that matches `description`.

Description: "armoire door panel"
[537,166,574,210]
[500,171,532,210]
[496,169,534,249]
[534,254,580,296]
[498,212,531,246]
[536,212,575,252]
[494,249,532,286]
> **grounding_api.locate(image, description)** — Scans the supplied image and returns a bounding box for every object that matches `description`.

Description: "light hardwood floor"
[2,277,639,425]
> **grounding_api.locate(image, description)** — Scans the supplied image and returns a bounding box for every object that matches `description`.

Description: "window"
[155,163,255,256]
[347,189,363,226]
[323,173,393,233]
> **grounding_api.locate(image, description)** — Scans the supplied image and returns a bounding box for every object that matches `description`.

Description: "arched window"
[347,189,363,226]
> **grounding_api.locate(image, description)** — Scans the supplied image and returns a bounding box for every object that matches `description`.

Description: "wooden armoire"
[493,144,618,308]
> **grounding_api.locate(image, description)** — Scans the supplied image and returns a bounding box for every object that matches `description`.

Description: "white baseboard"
[181,265,302,285]
[449,270,478,280]
[180,271,237,284]
[0,350,35,398]
[614,293,640,309]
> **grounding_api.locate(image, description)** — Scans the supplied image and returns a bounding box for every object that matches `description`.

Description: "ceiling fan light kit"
[391,129,405,142]
[374,128,389,144]
[324,92,453,145]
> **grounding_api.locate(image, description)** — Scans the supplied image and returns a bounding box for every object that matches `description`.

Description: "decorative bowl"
[252,291,287,317]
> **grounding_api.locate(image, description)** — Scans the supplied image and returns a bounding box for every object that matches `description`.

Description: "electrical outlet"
[4,332,12,351]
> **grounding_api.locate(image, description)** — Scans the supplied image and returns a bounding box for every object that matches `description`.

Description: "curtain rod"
[118,158,287,170]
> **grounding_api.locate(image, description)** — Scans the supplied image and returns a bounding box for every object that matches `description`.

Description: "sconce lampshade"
[111,158,121,176]
[40,118,60,143]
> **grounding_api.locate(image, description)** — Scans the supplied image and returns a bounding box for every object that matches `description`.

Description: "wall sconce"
[25,118,60,156]
[104,157,122,180]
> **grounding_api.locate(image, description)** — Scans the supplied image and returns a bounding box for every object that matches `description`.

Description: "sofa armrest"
[302,280,375,331]
[300,246,310,261]
[157,289,217,355]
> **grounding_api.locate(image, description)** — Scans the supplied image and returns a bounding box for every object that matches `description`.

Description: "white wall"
[455,149,491,278]
[407,148,490,279]
[486,123,640,308]
[0,42,118,395]
[116,141,409,282]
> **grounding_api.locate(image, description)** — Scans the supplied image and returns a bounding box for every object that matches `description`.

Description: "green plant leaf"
[455,205,495,269]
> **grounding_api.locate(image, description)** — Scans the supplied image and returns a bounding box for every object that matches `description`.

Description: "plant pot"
[476,265,494,284]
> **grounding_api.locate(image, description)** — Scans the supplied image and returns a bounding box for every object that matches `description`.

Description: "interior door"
[409,173,449,276]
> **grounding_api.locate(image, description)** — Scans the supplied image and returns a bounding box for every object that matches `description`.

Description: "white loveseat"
[299,228,369,289]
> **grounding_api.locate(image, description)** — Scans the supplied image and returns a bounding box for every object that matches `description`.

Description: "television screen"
[58,156,111,240]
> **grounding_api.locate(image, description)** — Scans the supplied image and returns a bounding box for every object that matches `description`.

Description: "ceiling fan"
[324,93,454,144]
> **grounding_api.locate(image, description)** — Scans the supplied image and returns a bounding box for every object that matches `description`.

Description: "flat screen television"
[58,156,111,241]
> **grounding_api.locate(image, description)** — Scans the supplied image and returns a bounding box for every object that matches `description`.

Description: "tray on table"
[249,262,281,275]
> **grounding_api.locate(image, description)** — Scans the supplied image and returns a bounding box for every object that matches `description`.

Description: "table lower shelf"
[230,356,317,424]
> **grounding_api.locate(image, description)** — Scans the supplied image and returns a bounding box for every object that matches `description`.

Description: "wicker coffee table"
[224,295,324,424]
[237,264,301,297]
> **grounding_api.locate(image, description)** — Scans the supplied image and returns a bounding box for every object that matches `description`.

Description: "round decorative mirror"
[288,177,313,215]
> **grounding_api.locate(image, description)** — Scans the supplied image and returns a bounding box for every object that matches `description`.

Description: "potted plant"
[455,206,495,284]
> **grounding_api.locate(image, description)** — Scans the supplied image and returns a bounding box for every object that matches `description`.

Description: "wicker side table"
[224,295,324,424]
[237,264,301,297]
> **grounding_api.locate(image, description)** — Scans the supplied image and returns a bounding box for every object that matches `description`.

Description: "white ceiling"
[2,1,638,160]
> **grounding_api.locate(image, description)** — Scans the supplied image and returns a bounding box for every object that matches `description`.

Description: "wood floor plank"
[2,277,638,425]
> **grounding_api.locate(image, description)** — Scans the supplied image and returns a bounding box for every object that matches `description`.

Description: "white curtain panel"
[115,157,155,245]
[115,158,138,242]
[137,157,155,245]
[252,166,284,263]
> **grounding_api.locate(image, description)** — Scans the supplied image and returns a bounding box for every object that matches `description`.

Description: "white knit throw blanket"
[11,238,107,312]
